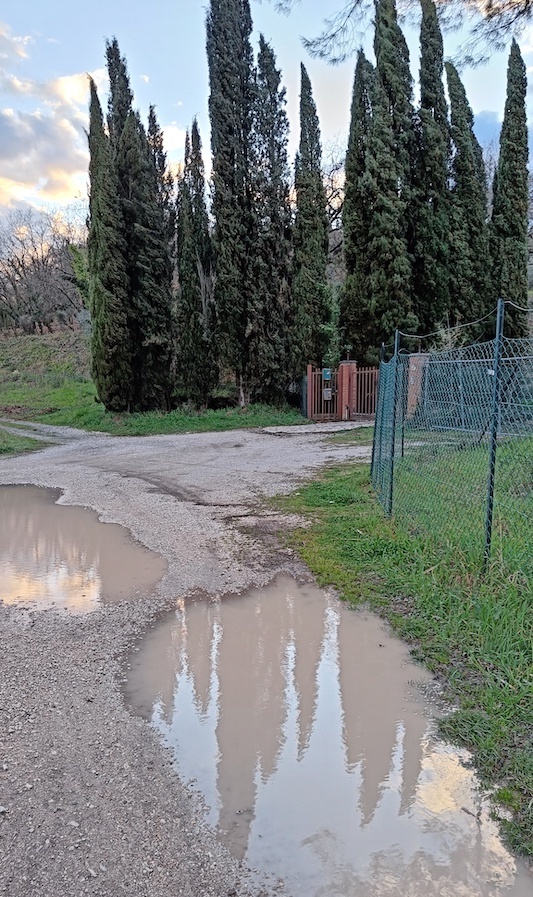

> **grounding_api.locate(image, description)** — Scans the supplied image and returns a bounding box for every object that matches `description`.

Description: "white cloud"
[140,74,149,83]
[162,123,187,156]
[0,22,31,63]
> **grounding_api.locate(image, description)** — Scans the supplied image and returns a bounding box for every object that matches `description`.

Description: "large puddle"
[124,575,531,897]
[0,485,167,613]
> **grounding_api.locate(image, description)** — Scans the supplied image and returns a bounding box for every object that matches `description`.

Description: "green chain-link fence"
[371,300,533,583]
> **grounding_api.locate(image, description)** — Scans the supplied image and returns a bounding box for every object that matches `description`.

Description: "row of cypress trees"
[87,0,528,412]
[206,0,330,405]
[341,0,529,363]
[88,9,331,410]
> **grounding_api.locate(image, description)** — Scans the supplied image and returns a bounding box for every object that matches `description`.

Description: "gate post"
[306,364,314,420]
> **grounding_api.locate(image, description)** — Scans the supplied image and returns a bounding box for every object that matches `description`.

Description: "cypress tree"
[147,105,176,247]
[291,63,330,373]
[374,0,415,206]
[412,0,450,335]
[206,0,258,404]
[363,69,417,361]
[445,62,491,329]
[176,120,217,407]
[249,35,292,402]
[490,40,529,337]
[348,0,417,362]
[105,37,133,148]
[87,77,132,411]
[340,50,375,361]
[116,111,175,410]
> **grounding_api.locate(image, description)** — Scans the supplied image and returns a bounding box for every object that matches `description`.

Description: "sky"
[0,0,531,212]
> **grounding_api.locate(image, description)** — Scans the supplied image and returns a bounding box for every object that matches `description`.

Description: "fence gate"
[305,362,379,422]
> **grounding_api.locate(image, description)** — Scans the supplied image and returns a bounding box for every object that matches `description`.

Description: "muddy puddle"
[124,575,531,897]
[0,484,166,613]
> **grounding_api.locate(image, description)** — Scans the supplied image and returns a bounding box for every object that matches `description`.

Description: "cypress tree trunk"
[291,64,330,374]
[340,50,375,362]
[490,40,529,337]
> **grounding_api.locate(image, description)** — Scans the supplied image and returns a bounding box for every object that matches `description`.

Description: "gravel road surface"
[0,421,370,897]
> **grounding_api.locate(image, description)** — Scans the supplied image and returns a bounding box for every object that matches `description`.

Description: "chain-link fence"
[371,300,533,583]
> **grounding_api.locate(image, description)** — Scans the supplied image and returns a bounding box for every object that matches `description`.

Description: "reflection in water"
[0,485,166,613]
[124,576,532,897]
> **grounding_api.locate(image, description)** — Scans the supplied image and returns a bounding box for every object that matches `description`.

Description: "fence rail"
[371,300,533,581]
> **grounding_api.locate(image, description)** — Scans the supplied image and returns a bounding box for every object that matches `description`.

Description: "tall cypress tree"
[88,40,175,412]
[248,35,292,402]
[446,62,491,329]
[354,0,416,362]
[105,37,133,149]
[363,69,417,360]
[176,120,217,406]
[116,111,175,410]
[291,63,330,373]
[340,50,375,361]
[206,0,258,404]
[147,105,176,247]
[490,40,529,337]
[87,77,132,411]
[412,0,450,334]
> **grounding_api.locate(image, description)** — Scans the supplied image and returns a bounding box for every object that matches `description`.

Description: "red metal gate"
[306,362,378,422]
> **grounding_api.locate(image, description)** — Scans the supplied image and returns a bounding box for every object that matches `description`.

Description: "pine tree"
[490,39,529,337]
[291,63,330,373]
[176,121,217,407]
[412,0,450,334]
[87,77,132,411]
[206,0,258,404]
[248,35,292,402]
[445,62,491,328]
[340,50,375,361]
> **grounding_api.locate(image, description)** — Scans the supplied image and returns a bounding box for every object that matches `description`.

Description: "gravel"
[0,422,370,897]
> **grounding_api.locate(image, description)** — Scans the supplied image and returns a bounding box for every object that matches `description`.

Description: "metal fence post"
[483,298,505,572]
[386,330,401,516]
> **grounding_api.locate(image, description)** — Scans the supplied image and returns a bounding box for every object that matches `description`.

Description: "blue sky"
[0,0,529,210]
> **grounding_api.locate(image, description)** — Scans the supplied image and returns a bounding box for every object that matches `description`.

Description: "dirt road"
[0,422,369,897]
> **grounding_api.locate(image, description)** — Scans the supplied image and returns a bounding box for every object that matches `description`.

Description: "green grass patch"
[326,425,374,445]
[279,463,533,858]
[0,334,307,435]
[0,429,47,456]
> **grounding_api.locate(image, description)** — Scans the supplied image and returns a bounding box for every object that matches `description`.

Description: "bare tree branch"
[265,0,533,63]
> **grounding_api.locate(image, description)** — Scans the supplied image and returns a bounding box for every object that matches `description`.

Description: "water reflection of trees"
[135,576,426,854]
[129,576,528,896]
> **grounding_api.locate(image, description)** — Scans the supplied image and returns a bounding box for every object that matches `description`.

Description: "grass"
[0,332,307,435]
[326,425,374,445]
[0,429,47,456]
[278,463,533,858]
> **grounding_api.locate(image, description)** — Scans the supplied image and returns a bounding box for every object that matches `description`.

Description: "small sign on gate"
[323,387,332,401]
[322,368,332,381]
